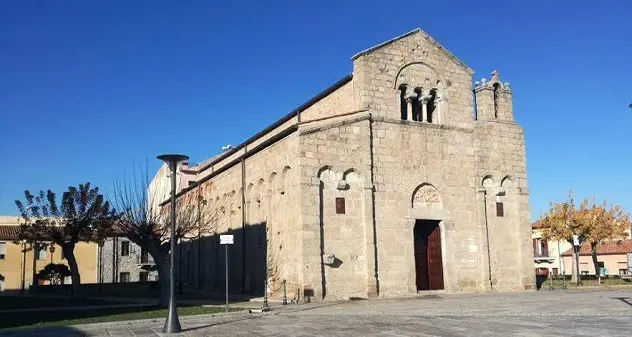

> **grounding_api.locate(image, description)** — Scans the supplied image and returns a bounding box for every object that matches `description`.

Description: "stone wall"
[100,238,157,283]
[165,28,534,301]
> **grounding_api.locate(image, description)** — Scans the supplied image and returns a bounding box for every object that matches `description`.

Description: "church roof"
[350,28,473,74]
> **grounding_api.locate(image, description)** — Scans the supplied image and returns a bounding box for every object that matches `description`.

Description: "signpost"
[220,234,234,312]
[572,235,581,286]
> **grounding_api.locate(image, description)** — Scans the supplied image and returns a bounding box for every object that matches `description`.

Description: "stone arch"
[482,175,495,188]
[501,175,514,189]
[229,190,236,214]
[269,172,277,187]
[246,183,254,202]
[411,183,442,208]
[342,168,363,189]
[280,166,291,195]
[318,166,337,189]
[393,62,441,89]
[256,178,265,203]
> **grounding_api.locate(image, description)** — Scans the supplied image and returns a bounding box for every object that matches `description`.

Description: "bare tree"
[112,164,222,306]
[15,183,116,295]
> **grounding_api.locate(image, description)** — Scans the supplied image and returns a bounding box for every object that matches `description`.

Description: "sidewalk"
[0,303,150,314]
[2,290,631,336]
[0,302,324,337]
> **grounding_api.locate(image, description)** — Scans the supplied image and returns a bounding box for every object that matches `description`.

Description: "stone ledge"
[373,117,474,134]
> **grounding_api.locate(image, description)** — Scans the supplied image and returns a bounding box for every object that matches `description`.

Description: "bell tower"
[474,71,514,121]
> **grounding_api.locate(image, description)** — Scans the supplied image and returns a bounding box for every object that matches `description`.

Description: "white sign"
[220,234,234,245]
[572,235,580,246]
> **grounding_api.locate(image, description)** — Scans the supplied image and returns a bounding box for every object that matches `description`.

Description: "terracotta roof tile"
[0,225,21,240]
[561,239,632,256]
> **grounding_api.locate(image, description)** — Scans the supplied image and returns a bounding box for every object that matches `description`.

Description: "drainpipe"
[482,190,493,290]
[368,113,380,295]
[197,185,202,290]
[241,156,247,292]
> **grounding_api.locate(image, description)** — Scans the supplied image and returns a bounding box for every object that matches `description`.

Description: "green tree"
[15,183,117,295]
[37,263,72,285]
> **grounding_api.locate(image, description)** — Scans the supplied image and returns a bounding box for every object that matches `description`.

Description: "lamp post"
[157,154,188,334]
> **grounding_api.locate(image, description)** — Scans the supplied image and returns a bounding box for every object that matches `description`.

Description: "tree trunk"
[154,255,170,307]
[570,248,578,283]
[146,241,169,307]
[62,243,81,296]
[591,242,600,278]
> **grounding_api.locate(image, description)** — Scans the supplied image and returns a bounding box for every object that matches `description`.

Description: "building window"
[399,84,408,120]
[139,272,149,282]
[493,83,500,118]
[335,197,346,214]
[0,242,6,260]
[496,202,504,217]
[427,88,437,123]
[121,241,130,257]
[120,272,130,283]
[411,87,422,121]
[36,244,46,260]
[140,248,149,264]
[533,238,549,257]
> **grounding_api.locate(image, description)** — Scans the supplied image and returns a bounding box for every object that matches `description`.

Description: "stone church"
[156,28,535,301]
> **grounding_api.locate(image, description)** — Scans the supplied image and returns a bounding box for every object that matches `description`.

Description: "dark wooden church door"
[414,220,444,291]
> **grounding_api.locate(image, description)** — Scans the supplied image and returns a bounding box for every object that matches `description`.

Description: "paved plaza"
[2,289,632,336]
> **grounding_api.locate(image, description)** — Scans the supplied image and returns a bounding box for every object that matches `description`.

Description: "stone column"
[362,184,378,297]
[476,188,493,291]
[421,100,428,123]
[406,98,413,121]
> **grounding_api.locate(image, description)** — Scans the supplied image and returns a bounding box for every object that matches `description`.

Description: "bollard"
[263,279,269,309]
[282,279,287,305]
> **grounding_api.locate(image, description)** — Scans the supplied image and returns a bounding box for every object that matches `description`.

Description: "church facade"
[159,28,535,301]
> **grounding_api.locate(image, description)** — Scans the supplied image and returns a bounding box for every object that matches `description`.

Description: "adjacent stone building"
[99,238,158,283]
[156,28,535,301]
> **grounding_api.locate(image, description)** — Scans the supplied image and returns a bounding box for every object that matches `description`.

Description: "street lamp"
[157,153,189,334]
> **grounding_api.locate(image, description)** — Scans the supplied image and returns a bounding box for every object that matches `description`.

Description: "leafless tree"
[111,164,222,306]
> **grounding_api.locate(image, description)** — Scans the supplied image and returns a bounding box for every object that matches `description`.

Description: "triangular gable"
[350,28,473,74]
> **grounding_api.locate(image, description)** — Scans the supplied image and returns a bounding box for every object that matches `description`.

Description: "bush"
[37,264,71,285]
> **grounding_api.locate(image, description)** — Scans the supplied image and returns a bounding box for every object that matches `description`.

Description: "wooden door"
[414,229,429,291]
[427,225,444,290]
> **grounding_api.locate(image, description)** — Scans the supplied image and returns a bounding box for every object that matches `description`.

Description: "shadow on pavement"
[0,305,161,331]
[611,297,632,308]
[0,326,91,336]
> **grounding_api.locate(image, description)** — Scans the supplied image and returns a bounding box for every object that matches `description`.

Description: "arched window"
[427,89,437,124]
[399,84,408,120]
[493,83,500,118]
[412,87,422,121]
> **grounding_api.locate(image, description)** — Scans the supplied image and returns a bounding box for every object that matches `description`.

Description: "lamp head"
[157,154,189,165]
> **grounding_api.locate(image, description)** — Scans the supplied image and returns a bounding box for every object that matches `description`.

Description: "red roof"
[0,225,21,240]
[531,220,544,229]
[561,239,632,256]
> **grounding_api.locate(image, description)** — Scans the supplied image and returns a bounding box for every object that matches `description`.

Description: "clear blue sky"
[1,1,631,220]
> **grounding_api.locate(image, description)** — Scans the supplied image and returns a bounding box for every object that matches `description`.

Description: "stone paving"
[3,289,632,336]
